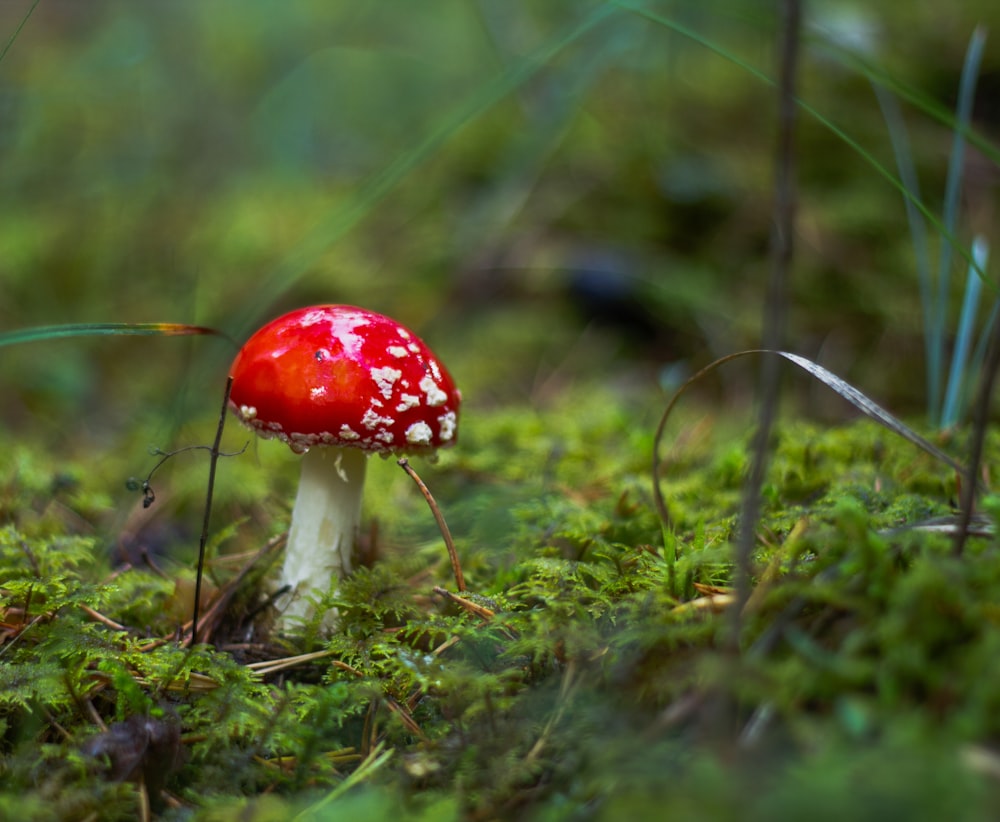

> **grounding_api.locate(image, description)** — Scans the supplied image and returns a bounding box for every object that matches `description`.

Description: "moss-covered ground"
[4,388,1000,819]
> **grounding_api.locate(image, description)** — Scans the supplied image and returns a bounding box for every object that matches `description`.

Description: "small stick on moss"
[246,649,338,677]
[432,586,493,621]
[79,604,127,632]
[431,634,462,656]
[42,707,73,742]
[397,457,465,591]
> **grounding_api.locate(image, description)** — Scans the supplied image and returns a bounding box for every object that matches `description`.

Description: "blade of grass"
[822,29,1000,171]
[293,743,394,821]
[652,350,967,532]
[235,3,621,338]
[0,0,40,64]
[874,27,987,426]
[454,10,633,258]
[0,322,231,349]
[874,85,936,418]
[618,0,990,289]
[931,26,987,424]
[942,236,989,428]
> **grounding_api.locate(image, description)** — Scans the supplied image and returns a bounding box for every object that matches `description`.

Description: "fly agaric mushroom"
[228,305,460,625]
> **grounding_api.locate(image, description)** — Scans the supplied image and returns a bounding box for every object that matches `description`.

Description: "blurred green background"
[1,1,998,514]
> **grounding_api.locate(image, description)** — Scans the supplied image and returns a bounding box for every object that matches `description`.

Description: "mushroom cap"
[228,305,460,455]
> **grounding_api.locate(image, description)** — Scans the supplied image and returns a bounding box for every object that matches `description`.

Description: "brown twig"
[331,659,364,678]
[181,532,286,647]
[79,604,127,632]
[432,586,494,621]
[134,533,285,652]
[397,458,466,591]
[431,634,462,656]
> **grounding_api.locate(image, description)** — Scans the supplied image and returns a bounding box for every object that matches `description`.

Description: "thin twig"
[954,299,1000,556]
[245,649,338,676]
[179,532,286,648]
[192,377,233,644]
[78,604,127,632]
[732,0,800,646]
[431,634,462,656]
[432,586,494,620]
[128,440,246,510]
[397,458,466,591]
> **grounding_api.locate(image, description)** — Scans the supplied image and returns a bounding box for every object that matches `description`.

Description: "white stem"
[278,446,367,625]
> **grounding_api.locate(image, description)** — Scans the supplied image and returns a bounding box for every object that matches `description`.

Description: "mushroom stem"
[278,445,367,624]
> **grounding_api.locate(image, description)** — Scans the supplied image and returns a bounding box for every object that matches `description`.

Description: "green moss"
[3,383,997,818]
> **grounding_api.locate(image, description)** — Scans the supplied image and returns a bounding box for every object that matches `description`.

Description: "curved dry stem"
[652,349,968,540]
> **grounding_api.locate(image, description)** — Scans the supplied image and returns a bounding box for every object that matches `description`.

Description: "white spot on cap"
[339,425,360,441]
[388,345,409,359]
[405,421,433,445]
[375,430,394,444]
[371,366,402,400]
[396,393,420,412]
[420,375,447,407]
[429,359,442,381]
[362,408,394,430]
[299,309,329,327]
[438,411,457,442]
[240,405,257,420]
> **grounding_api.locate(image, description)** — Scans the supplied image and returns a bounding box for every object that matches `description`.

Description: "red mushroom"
[228,305,460,625]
